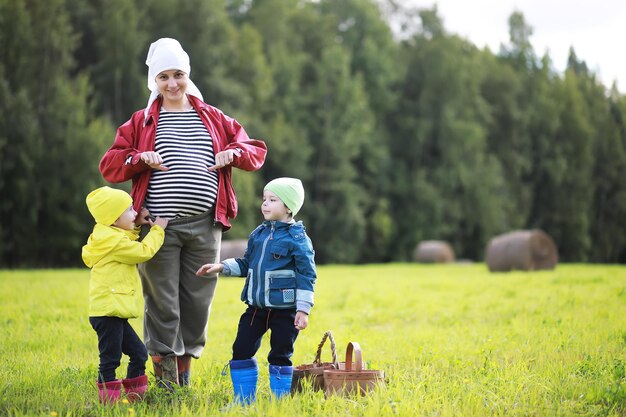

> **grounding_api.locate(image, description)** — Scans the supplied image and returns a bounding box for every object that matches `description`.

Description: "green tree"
[4,0,626,265]
[485,12,547,233]
[222,23,276,235]
[566,50,626,262]
[0,0,113,267]
[589,88,626,261]
[0,0,37,264]
[528,66,593,261]
[481,56,533,230]
[389,8,507,260]
[67,0,147,124]
[317,0,398,261]
[303,45,374,263]
[242,0,315,183]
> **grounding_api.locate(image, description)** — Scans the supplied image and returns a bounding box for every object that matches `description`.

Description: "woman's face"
[156,69,188,104]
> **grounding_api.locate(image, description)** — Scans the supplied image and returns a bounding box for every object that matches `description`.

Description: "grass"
[0,263,625,416]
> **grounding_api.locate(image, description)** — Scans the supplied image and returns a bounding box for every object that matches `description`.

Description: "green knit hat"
[264,177,305,216]
[86,186,132,226]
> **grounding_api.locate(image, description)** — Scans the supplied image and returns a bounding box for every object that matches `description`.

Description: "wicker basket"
[290,331,339,393]
[323,342,385,397]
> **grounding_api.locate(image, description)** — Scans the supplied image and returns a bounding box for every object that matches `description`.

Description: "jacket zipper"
[255,222,275,306]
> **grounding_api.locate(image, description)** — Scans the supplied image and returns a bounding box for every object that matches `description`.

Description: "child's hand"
[196,263,224,276]
[151,216,168,229]
[294,311,309,330]
[135,208,152,226]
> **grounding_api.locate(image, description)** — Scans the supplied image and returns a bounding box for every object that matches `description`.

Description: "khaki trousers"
[139,210,221,358]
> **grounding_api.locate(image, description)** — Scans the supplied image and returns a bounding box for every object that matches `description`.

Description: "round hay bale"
[485,230,558,272]
[219,239,247,262]
[413,240,455,263]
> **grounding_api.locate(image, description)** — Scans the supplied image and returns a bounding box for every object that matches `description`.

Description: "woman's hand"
[196,263,224,276]
[208,149,242,171]
[140,151,169,171]
[294,311,309,330]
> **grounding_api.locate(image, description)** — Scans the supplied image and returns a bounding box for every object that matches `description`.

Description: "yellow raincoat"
[82,223,165,318]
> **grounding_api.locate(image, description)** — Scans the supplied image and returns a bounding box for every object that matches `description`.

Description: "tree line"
[1,0,625,267]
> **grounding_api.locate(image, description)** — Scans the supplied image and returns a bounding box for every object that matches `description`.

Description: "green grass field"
[1,264,625,416]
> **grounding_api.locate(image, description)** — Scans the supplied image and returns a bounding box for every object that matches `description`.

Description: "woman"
[99,38,267,388]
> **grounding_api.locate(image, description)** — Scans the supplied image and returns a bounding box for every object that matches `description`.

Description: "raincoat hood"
[86,186,132,226]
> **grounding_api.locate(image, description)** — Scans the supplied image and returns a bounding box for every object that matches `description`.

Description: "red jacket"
[99,95,267,230]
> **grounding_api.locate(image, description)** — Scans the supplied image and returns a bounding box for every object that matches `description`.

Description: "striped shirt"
[145,109,218,218]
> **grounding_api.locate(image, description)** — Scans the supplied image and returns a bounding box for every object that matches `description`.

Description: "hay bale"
[219,239,247,262]
[485,230,558,272]
[413,240,455,263]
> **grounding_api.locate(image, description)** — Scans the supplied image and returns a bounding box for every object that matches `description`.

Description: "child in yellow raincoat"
[82,186,168,404]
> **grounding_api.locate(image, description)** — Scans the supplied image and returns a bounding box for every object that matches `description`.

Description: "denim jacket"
[221,220,316,313]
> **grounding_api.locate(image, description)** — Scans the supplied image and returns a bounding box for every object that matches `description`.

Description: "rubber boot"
[152,355,178,391]
[177,355,192,387]
[97,379,122,404]
[269,364,293,399]
[122,374,148,402]
[230,358,258,405]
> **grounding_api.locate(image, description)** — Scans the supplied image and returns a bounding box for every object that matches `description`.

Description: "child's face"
[113,204,137,230]
[261,190,291,222]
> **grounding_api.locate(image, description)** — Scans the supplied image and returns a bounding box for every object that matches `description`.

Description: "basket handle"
[344,341,363,372]
[314,330,338,367]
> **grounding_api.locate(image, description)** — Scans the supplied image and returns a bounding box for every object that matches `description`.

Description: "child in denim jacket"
[196,177,316,404]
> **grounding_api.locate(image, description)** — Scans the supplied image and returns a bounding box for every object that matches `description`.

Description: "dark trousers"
[232,306,299,366]
[90,316,148,382]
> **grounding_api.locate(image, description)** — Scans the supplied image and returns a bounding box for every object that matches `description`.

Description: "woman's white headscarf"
[144,38,203,120]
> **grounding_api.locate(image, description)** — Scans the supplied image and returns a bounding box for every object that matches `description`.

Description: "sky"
[405,0,626,91]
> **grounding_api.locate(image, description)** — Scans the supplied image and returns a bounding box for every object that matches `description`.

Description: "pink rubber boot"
[122,374,148,402]
[97,379,122,404]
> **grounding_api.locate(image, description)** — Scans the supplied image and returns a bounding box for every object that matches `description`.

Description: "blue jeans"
[232,306,299,366]
[89,316,148,382]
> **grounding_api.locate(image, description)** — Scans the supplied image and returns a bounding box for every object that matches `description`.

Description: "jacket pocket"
[266,270,296,307]
[108,286,138,318]
[270,244,289,260]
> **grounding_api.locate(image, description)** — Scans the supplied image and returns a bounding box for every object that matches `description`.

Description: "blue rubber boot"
[230,358,258,405]
[269,364,293,399]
